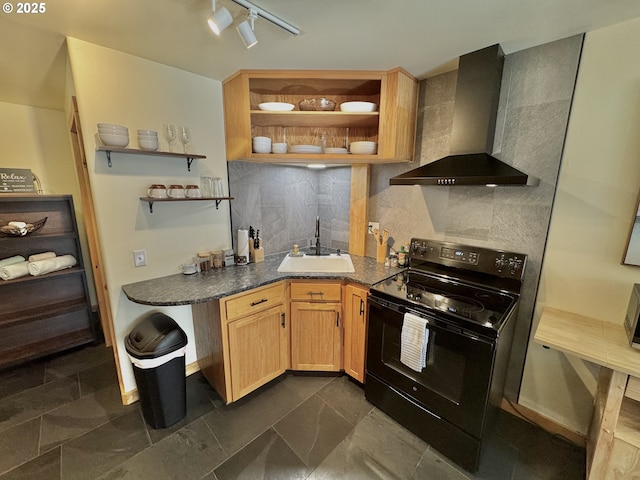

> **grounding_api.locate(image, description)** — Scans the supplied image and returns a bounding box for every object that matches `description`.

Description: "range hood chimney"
[390,44,538,187]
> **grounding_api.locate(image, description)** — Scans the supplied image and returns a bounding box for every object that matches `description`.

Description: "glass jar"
[211,250,224,269]
[197,251,211,271]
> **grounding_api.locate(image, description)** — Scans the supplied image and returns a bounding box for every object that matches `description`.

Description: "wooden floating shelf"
[96,146,206,171]
[139,196,234,213]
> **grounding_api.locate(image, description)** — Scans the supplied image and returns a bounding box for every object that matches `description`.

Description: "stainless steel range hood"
[390,44,538,187]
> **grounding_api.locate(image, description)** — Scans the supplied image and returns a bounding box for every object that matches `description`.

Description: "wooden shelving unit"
[139,196,234,213]
[222,68,418,164]
[0,195,97,368]
[96,146,206,171]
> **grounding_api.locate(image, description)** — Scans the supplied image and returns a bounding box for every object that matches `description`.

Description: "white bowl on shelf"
[138,138,159,150]
[137,129,158,136]
[350,141,377,155]
[97,123,128,133]
[289,145,323,154]
[98,132,129,147]
[340,101,378,112]
[257,102,295,111]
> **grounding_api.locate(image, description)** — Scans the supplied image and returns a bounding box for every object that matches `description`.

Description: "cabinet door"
[291,302,341,371]
[228,304,287,401]
[343,284,369,383]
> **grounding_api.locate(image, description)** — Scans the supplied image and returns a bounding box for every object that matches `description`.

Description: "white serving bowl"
[137,129,158,136]
[340,101,378,113]
[97,123,128,132]
[138,138,159,150]
[99,133,130,147]
[138,134,158,141]
[323,147,348,154]
[253,145,271,154]
[272,143,287,154]
[350,141,377,155]
[257,102,295,111]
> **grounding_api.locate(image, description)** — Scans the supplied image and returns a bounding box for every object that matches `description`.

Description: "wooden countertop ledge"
[534,307,640,377]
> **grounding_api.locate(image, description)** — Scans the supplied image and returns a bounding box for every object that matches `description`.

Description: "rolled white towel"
[28,252,57,262]
[0,255,26,268]
[0,261,30,281]
[28,255,77,276]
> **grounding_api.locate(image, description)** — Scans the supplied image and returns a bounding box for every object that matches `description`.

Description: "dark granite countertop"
[122,252,401,306]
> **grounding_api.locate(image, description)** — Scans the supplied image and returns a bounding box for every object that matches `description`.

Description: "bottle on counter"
[398,245,407,267]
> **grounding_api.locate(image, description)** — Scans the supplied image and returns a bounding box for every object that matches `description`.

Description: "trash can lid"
[125,312,187,359]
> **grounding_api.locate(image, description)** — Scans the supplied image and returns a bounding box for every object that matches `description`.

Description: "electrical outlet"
[133,250,147,267]
[368,222,379,235]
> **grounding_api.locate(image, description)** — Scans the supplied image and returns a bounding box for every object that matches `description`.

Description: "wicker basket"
[298,98,336,111]
[0,217,47,237]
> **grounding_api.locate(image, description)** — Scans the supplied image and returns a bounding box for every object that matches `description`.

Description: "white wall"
[521,17,640,434]
[66,38,231,395]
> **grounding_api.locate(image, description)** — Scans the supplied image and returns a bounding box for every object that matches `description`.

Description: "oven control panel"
[409,238,527,280]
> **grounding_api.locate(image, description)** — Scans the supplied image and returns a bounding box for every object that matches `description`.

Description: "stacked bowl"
[350,141,377,155]
[137,129,159,151]
[252,136,271,154]
[97,123,129,147]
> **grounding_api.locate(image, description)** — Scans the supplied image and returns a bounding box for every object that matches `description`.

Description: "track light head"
[237,9,258,48]
[207,0,233,35]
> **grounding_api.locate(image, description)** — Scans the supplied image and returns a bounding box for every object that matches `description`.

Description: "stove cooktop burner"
[371,269,517,331]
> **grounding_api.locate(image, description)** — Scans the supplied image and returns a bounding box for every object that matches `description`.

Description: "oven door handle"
[368,295,405,314]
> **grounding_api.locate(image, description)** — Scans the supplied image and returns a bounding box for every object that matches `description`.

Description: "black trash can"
[125,312,188,429]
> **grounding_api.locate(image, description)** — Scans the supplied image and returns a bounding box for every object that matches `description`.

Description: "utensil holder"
[376,243,387,263]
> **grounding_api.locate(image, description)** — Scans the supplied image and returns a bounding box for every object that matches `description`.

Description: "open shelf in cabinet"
[96,146,206,170]
[140,196,234,213]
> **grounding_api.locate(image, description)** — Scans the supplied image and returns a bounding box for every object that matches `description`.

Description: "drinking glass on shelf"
[178,126,191,153]
[163,124,177,152]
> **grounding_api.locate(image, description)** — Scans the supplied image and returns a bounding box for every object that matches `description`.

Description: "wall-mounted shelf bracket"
[97,146,206,171]
[140,197,234,213]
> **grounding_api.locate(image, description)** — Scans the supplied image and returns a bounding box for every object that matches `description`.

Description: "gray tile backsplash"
[227,34,584,399]
[228,162,351,255]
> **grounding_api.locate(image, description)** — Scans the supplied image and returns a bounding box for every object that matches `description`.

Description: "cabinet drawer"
[290,282,341,302]
[224,283,285,321]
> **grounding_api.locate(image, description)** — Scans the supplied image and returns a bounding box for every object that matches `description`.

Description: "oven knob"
[412,386,418,392]
[414,293,422,301]
[495,255,507,271]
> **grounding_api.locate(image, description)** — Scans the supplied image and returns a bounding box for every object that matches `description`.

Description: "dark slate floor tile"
[0,376,79,434]
[281,372,337,400]
[412,448,470,480]
[315,376,373,426]
[145,372,218,444]
[274,395,353,469]
[0,417,40,475]
[512,432,586,479]
[0,446,61,480]
[214,429,311,480]
[44,344,114,382]
[78,359,119,397]
[307,411,426,480]
[60,409,150,480]
[204,379,304,456]
[98,418,227,480]
[39,384,135,452]
[0,361,45,401]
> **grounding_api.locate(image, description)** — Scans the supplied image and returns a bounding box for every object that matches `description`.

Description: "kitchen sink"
[277,253,355,273]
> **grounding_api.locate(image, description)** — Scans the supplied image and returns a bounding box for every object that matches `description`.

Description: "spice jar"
[211,250,224,269]
[197,252,211,271]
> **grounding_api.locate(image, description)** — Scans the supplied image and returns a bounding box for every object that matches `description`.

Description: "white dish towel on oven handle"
[400,312,429,372]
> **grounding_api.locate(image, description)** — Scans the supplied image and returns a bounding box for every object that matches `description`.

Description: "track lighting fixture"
[206,0,299,49]
[229,0,300,36]
[207,0,233,35]
[237,9,258,48]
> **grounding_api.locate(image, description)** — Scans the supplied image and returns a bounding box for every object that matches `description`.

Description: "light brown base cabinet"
[343,284,369,383]
[192,282,289,404]
[0,195,97,368]
[193,279,369,403]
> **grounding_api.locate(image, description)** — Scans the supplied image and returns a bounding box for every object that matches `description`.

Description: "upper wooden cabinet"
[222,69,418,164]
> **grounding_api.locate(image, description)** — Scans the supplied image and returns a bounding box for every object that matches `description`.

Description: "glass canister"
[197,251,211,271]
[200,176,213,198]
[211,250,224,268]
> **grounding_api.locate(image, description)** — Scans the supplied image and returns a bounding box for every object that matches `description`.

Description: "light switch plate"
[133,250,147,267]
[368,222,379,235]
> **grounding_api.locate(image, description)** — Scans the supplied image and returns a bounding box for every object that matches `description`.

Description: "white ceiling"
[3,0,640,110]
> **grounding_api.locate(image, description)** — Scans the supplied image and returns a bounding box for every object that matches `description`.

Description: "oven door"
[366,295,495,439]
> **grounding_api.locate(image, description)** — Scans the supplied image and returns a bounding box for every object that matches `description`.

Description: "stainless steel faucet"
[315,216,321,256]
